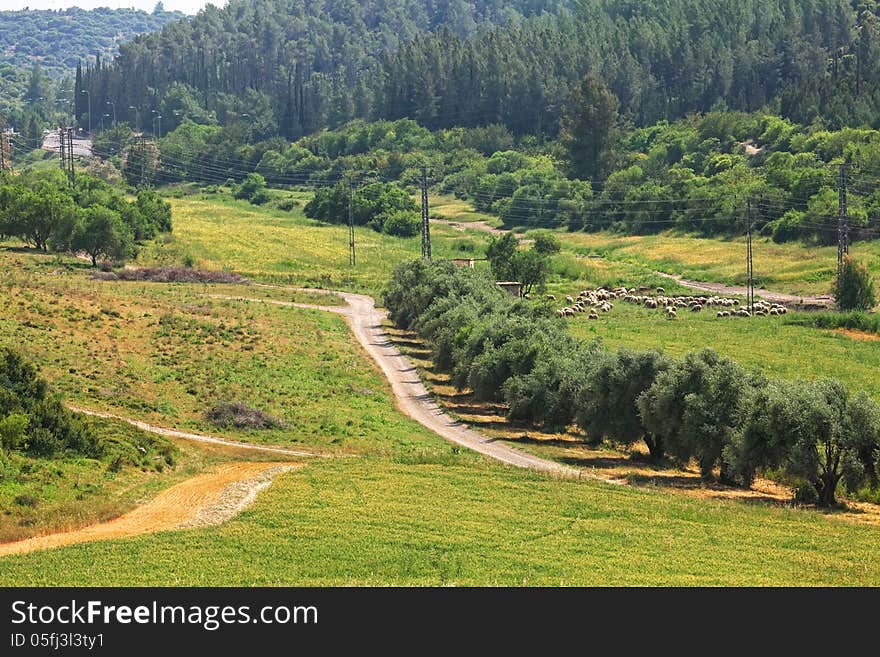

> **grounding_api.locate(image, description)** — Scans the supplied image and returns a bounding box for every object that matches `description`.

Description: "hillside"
[80,0,569,139]
[82,0,880,140]
[0,5,185,77]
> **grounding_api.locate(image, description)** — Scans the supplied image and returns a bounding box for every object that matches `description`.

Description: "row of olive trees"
[0,169,171,266]
[383,259,880,506]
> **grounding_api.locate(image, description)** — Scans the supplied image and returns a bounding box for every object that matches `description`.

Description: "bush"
[249,188,272,205]
[277,197,300,211]
[0,347,97,458]
[205,401,285,429]
[834,256,876,311]
[532,232,561,255]
[382,210,420,237]
[233,173,267,201]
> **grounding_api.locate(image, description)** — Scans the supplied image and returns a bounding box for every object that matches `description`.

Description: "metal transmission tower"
[837,163,849,300]
[59,127,75,185]
[348,183,356,267]
[0,132,7,172]
[421,165,431,259]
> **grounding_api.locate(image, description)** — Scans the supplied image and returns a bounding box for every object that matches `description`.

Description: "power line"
[348,181,356,267]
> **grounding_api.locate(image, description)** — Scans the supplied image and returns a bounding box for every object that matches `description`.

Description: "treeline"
[80,0,880,141]
[305,182,420,237]
[145,114,880,244]
[0,170,172,266]
[383,260,880,506]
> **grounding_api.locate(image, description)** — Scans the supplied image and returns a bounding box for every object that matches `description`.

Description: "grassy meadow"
[2,458,880,586]
[0,245,464,460]
[549,230,869,298]
[138,192,491,296]
[566,303,880,400]
[4,188,880,585]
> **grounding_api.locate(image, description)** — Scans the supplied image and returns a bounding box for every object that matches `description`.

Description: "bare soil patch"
[0,462,300,556]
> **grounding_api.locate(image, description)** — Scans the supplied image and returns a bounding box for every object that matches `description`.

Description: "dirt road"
[70,406,329,458]
[653,271,835,307]
[0,462,299,556]
[217,289,593,480]
[430,218,507,235]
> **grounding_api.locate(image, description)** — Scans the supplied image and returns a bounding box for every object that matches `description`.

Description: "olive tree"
[576,349,671,458]
[504,342,600,431]
[638,349,759,483]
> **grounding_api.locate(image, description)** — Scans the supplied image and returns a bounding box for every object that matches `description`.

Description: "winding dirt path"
[430,218,507,236]
[212,289,593,480]
[0,462,299,556]
[653,271,835,307]
[69,406,330,458]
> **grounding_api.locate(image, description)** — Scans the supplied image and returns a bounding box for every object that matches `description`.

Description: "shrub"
[0,347,97,458]
[532,232,561,255]
[13,494,37,507]
[833,256,876,311]
[205,402,285,430]
[249,188,272,206]
[277,197,300,211]
[382,210,420,237]
[233,173,267,201]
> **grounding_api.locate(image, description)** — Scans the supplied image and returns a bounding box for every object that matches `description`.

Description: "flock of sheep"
[550,287,789,321]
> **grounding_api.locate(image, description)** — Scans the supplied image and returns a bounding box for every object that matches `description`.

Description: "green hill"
[0,5,185,77]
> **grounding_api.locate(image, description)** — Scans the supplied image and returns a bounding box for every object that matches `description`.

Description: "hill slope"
[0,6,185,77]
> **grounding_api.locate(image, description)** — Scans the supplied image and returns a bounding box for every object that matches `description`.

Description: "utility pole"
[59,126,66,173]
[421,164,431,259]
[136,135,149,188]
[837,163,849,300]
[65,127,75,186]
[746,199,754,316]
[0,131,7,172]
[348,182,356,267]
[81,89,90,135]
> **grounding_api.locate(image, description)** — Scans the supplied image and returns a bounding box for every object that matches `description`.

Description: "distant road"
[41,129,92,158]
[653,271,835,308]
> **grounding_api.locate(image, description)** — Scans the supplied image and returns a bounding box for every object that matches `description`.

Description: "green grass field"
[138,193,491,296]
[2,458,879,586]
[566,303,880,401]
[0,246,464,460]
[4,189,880,586]
[429,195,502,226]
[550,230,871,298]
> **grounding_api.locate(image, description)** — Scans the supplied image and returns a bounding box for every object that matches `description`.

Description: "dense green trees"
[560,73,619,180]
[79,0,880,144]
[0,170,171,265]
[486,233,551,293]
[305,181,419,236]
[0,7,184,78]
[383,259,880,506]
